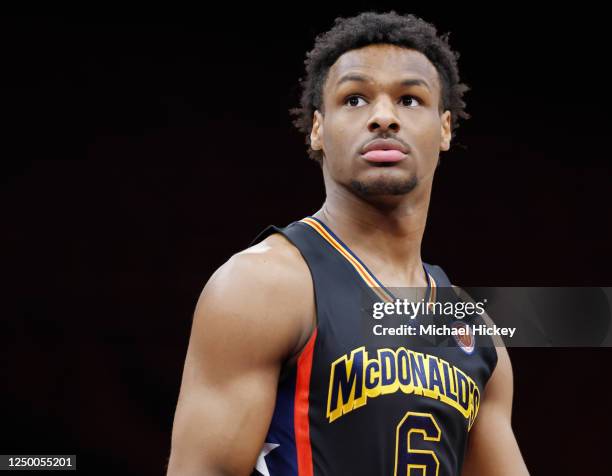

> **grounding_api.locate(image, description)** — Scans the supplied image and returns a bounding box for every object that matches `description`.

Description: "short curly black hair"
[289,11,471,165]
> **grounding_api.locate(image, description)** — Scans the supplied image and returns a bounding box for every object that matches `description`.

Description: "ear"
[310,110,324,151]
[439,110,451,152]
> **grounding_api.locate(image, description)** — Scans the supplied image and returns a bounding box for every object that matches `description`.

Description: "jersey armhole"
[259,227,319,382]
[462,287,500,378]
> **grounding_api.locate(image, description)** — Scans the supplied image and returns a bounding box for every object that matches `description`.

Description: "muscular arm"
[461,345,529,475]
[455,287,530,475]
[167,237,313,476]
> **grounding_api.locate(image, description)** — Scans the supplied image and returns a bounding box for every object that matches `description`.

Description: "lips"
[361,139,409,163]
[362,150,406,162]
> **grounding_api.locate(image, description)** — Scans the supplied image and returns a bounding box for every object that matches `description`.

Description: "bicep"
[167,256,301,476]
[168,340,280,476]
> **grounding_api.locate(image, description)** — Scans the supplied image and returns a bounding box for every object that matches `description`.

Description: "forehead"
[324,43,441,93]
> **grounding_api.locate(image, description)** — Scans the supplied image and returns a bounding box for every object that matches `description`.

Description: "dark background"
[2,5,611,475]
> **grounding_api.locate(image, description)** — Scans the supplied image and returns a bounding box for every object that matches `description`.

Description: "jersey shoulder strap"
[249,224,285,247]
[424,262,453,287]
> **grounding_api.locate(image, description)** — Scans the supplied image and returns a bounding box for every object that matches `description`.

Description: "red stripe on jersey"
[294,328,318,476]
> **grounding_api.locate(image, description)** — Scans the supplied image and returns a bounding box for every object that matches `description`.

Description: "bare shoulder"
[209,232,312,316]
[231,232,311,290]
[192,232,315,365]
[168,233,315,476]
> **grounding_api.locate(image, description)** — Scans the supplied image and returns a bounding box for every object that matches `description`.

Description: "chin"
[349,174,418,197]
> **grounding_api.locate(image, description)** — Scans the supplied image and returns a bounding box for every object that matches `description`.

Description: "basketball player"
[167,11,529,475]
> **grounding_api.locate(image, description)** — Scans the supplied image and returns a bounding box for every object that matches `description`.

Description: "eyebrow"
[335,73,431,91]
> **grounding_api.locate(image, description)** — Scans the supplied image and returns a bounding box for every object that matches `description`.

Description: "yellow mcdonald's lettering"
[326,347,367,422]
[327,346,482,426]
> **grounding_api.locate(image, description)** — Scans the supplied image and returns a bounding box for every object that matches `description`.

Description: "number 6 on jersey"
[394,411,442,476]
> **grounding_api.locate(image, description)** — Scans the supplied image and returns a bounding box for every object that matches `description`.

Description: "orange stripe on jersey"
[429,272,437,304]
[300,217,394,302]
[300,217,437,304]
[295,328,318,476]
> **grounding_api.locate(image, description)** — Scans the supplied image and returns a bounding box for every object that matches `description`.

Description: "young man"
[167,11,529,476]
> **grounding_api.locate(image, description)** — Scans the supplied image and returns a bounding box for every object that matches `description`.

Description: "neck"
[312,177,432,288]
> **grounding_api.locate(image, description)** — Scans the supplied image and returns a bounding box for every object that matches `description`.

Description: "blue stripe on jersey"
[257,365,298,476]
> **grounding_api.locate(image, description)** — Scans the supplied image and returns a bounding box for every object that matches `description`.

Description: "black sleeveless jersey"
[249,216,498,476]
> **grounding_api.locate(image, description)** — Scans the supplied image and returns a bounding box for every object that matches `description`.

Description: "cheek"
[323,141,354,178]
[323,121,354,161]
[411,114,442,153]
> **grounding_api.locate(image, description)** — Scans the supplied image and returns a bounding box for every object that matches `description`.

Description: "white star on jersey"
[254,442,280,476]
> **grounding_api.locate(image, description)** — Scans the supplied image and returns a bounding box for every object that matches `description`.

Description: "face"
[310,44,452,198]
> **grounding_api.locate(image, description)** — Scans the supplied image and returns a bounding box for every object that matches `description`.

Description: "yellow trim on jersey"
[300,217,437,304]
[327,346,482,429]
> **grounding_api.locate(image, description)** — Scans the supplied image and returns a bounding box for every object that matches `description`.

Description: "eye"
[401,95,421,107]
[345,95,366,107]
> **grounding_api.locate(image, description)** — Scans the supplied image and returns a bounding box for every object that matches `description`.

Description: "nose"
[367,96,400,133]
